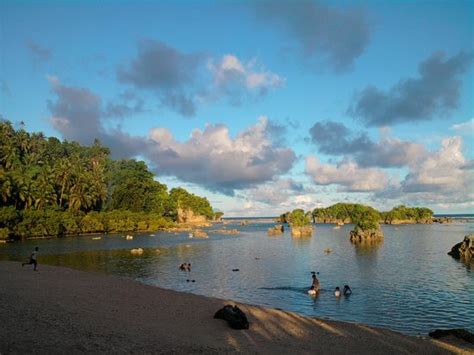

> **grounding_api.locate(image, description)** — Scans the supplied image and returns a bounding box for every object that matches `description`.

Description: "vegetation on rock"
[286,209,312,237]
[312,203,433,225]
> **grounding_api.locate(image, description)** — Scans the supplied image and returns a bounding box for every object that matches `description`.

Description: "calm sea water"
[1,221,473,335]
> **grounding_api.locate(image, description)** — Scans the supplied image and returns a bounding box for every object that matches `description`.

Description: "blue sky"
[1,0,473,215]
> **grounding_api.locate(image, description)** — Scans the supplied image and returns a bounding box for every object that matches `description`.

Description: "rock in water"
[193,229,208,238]
[130,248,144,255]
[349,228,384,243]
[267,225,284,236]
[290,226,313,237]
[448,234,474,262]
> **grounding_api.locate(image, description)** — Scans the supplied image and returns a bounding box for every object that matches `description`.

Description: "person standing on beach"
[22,247,39,271]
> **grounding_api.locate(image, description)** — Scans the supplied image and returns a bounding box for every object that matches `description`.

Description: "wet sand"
[0,261,471,354]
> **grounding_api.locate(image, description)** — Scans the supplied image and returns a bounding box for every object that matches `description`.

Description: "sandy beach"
[0,261,471,354]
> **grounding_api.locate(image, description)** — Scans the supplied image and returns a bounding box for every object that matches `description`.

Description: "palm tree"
[33,166,56,209]
[14,172,35,209]
[54,158,73,209]
[0,169,12,204]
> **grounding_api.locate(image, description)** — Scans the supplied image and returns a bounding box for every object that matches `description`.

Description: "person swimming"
[343,284,352,295]
[334,286,341,297]
[307,285,317,296]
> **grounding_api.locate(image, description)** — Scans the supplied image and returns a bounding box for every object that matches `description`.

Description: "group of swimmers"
[308,272,352,297]
[334,285,352,297]
[179,262,192,272]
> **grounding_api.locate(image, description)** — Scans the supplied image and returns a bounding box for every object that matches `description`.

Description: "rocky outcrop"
[291,226,312,237]
[448,234,474,262]
[350,228,384,243]
[177,208,210,225]
[211,229,239,235]
[267,225,284,236]
[433,217,452,224]
[385,219,433,225]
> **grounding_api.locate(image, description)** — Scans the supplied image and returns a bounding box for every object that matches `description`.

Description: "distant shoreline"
[1,261,469,354]
[224,214,474,220]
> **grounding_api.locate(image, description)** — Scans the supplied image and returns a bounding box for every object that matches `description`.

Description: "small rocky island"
[349,206,384,244]
[312,203,436,225]
[448,234,473,262]
[286,209,313,237]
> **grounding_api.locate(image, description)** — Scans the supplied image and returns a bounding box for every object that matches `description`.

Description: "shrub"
[288,209,311,227]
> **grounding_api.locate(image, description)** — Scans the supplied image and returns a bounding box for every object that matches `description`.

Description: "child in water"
[334,286,341,297]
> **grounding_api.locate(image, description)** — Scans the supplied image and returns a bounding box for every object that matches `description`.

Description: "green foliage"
[381,205,434,223]
[0,121,214,239]
[279,211,290,223]
[312,203,382,231]
[351,208,380,231]
[287,209,311,227]
[0,228,9,240]
[169,187,214,219]
[214,211,224,220]
[312,203,382,223]
[311,203,434,231]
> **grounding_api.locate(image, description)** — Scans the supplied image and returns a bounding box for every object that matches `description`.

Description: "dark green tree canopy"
[0,122,218,239]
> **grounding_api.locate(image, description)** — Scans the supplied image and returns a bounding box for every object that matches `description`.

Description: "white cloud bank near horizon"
[46,73,473,213]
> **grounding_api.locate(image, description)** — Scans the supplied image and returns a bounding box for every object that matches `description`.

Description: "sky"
[1,0,473,216]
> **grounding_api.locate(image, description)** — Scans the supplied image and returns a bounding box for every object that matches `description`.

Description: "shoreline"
[1,261,471,354]
[8,217,471,242]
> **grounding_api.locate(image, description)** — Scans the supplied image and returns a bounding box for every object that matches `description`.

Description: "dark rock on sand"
[429,328,474,344]
[214,305,249,330]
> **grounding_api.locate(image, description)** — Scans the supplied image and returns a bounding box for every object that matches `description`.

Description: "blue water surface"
[1,221,473,335]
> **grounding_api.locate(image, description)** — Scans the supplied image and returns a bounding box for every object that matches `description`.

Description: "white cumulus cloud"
[305,156,389,192]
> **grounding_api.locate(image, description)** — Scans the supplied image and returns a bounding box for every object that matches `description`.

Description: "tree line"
[0,122,218,240]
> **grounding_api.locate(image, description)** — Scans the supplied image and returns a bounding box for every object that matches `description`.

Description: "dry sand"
[0,261,471,354]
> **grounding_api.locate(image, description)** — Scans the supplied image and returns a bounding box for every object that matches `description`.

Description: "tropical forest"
[0,122,217,240]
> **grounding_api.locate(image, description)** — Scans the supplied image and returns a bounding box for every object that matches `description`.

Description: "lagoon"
[1,221,473,335]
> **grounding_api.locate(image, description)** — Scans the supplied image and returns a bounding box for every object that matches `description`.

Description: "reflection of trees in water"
[352,240,383,279]
[352,239,383,257]
[291,235,312,246]
[41,249,163,277]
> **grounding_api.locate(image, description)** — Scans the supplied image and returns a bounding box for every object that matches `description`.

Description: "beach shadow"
[219,302,465,354]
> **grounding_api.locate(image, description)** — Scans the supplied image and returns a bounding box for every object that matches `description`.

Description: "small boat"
[324,248,332,254]
[92,237,102,240]
[333,225,341,230]
[125,235,133,240]
[188,233,193,238]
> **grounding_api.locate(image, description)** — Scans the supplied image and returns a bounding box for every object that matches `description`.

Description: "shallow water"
[1,222,473,335]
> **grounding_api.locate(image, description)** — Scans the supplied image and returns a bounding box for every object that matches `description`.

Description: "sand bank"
[0,261,470,354]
